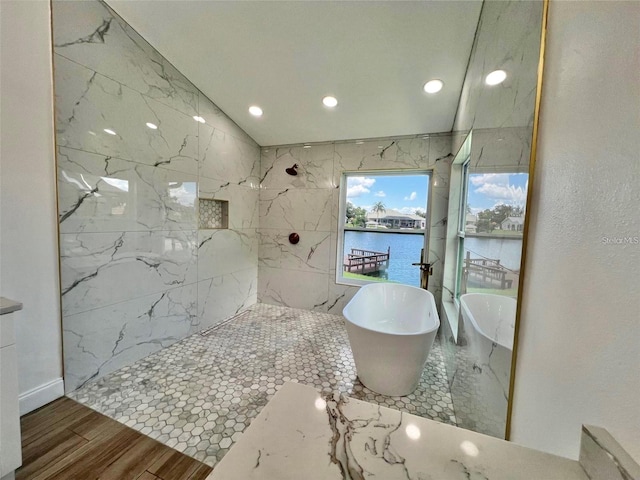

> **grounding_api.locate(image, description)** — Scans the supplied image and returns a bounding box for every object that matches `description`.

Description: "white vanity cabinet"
[0,298,22,480]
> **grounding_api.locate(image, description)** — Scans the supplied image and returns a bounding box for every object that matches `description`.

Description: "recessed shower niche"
[198,198,229,229]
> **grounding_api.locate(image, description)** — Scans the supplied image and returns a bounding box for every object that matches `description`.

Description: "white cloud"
[374,190,386,197]
[474,183,527,206]
[470,173,510,187]
[346,177,376,198]
[404,191,417,201]
[347,185,371,197]
[471,174,527,206]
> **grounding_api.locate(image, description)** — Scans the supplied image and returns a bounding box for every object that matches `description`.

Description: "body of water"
[343,230,424,287]
[343,231,524,288]
[464,236,523,271]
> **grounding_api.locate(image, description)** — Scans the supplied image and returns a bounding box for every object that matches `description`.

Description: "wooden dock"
[462,252,514,290]
[343,247,390,274]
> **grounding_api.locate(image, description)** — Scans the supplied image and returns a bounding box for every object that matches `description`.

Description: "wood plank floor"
[16,397,212,480]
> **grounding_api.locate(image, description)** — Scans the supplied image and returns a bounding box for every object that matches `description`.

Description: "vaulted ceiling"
[107,1,483,146]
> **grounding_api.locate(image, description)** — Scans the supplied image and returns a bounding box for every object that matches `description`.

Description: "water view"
[343,230,424,287]
[464,236,523,271]
[343,231,524,291]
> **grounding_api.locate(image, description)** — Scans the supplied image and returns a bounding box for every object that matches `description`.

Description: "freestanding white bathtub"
[459,293,516,437]
[342,283,440,396]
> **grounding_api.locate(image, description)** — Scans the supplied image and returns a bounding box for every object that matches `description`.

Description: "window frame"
[336,169,432,287]
[454,160,471,303]
[453,167,529,303]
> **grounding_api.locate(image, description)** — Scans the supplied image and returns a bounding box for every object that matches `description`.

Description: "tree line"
[346,201,428,227]
[346,201,386,227]
[346,201,522,232]
[474,204,524,233]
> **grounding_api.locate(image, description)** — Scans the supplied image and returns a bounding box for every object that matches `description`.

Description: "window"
[336,171,431,287]
[455,170,528,299]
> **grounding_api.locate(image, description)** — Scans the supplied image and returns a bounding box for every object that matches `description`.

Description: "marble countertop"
[207,382,589,480]
[0,297,22,315]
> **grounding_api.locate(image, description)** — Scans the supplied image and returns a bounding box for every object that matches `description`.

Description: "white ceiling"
[106,1,483,146]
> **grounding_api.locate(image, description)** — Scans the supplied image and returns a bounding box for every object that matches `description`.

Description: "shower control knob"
[289,233,300,244]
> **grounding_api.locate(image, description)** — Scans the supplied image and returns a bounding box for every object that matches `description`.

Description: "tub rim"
[342,283,440,337]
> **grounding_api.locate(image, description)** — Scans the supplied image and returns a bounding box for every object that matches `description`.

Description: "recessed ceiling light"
[146,122,158,129]
[423,79,444,94]
[249,105,263,117]
[485,70,507,85]
[322,96,338,108]
[303,144,311,149]
[103,128,117,135]
[192,116,206,123]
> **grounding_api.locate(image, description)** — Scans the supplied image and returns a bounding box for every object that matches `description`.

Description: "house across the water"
[366,209,426,229]
[501,216,524,231]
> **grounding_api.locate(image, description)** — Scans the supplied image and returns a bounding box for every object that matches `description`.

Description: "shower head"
[285,164,299,176]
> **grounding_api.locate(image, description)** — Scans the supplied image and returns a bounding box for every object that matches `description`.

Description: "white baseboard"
[19,377,64,415]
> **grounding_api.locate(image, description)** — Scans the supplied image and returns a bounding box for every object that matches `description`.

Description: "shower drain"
[199,310,251,336]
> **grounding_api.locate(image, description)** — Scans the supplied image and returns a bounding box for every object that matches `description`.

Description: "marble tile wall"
[578,425,640,480]
[258,134,453,314]
[440,0,544,439]
[453,0,544,133]
[53,0,259,392]
[449,0,543,177]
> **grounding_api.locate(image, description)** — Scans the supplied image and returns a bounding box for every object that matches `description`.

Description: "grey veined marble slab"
[208,382,589,480]
[579,425,640,480]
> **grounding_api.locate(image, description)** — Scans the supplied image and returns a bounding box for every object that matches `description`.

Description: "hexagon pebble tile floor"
[69,303,457,468]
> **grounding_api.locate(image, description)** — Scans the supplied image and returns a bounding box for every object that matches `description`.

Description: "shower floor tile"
[69,303,456,467]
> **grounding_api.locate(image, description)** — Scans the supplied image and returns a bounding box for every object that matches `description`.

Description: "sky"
[346,174,430,215]
[346,172,529,216]
[466,173,528,213]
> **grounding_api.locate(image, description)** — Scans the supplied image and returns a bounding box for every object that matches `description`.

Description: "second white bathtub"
[459,293,516,437]
[343,283,440,396]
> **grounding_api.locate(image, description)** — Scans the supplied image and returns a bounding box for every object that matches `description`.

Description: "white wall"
[512,0,640,461]
[0,0,64,413]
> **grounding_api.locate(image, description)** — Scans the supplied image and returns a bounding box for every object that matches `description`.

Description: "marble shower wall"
[453,0,544,133]
[449,0,543,168]
[441,0,544,438]
[53,0,259,392]
[441,0,542,328]
[258,134,453,314]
